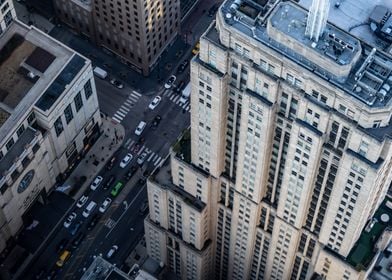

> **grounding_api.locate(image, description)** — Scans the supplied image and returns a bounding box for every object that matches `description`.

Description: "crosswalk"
[163,90,191,112]
[123,139,166,167]
[112,90,141,123]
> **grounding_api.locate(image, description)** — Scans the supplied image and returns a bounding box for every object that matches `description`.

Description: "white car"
[134,121,146,136]
[90,176,103,191]
[99,198,112,213]
[164,75,176,89]
[120,153,133,168]
[76,195,88,208]
[106,245,119,259]
[148,96,162,110]
[63,212,77,228]
[137,151,148,165]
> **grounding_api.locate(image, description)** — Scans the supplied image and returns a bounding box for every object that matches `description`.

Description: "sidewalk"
[62,117,125,199]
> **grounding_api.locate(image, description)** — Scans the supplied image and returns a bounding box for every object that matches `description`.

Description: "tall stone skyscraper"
[144,0,392,279]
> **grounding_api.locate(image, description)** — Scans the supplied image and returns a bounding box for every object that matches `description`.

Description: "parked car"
[69,220,82,236]
[99,198,112,213]
[87,214,101,231]
[124,165,138,181]
[177,60,189,74]
[137,151,148,166]
[106,156,117,170]
[106,245,119,259]
[111,181,124,197]
[76,195,88,208]
[110,78,124,89]
[56,238,69,252]
[72,233,86,248]
[148,96,162,110]
[104,175,115,190]
[139,200,149,215]
[164,75,176,89]
[135,121,147,136]
[120,153,133,168]
[151,115,162,129]
[90,175,103,191]
[63,212,77,228]
[56,250,71,267]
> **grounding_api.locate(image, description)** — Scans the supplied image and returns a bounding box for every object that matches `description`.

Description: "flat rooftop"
[0,21,86,145]
[220,0,392,108]
[347,197,392,270]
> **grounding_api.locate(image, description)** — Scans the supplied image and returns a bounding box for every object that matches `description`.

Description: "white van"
[135,121,146,136]
[82,201,97,218]
[93,67,108,79]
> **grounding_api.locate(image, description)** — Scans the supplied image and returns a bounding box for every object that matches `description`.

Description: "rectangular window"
[17,125,25,136]
[84,80,93,99]
[54,117,64,136]
[6,138,14,150]
[64,104,74,124]
[74,92,83,112]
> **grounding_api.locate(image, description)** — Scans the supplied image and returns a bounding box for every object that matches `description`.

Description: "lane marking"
[153,156,162,166]
[147,152,155,162]
[116,111,126,117]
[169,94,176,101]
[119,107,129,114]
[132,90,141,97]
[112,114,123,121]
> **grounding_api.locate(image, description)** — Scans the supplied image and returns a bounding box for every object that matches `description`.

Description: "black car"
[124,165,138,181]
[87,213,101,231]
[177,60,189,74]
[72,233,86,248]
[175,81,185,94]
[151,115,162,129]
[56,238,69,252]
[104,175,115,190]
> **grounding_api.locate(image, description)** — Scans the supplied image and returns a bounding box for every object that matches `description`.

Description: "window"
[84,80,93,99]
[54,117,64,136]
[27,112,36,124]
[74,92,83,112]
[17,125,25,136]
[6,138,14,150]
[64,104,74,124]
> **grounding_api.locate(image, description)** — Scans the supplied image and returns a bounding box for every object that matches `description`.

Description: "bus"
[111,181,124,197]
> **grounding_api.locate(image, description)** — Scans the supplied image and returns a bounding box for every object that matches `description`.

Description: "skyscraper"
[54,0,181,75]
[145,0,392,279]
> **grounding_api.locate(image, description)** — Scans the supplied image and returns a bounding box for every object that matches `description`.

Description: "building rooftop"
[370,242,392,280]
[0,21,86,145]
[219,0,392,108]
[346,197,392,270]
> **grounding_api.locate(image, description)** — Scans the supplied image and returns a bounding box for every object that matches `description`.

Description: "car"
[124,165,138,181]
[135,121,147,136]
[90,175,103,191]
[110,78,124,89]
[76,195,88,208]
[69,221,82,236]
[111,181,124,197]
[106,245,119,259]
[56,250,71,267]
[192,42,200,55]
[72,233,86,248]
[139,201,149,215]
[137,151,148,165]
[151,115,162,129]
[208,4,219,17]
[99,198,112,213]
[175,81,185,94]
[104,175,115,190]
[177,60,189,74]
[87,214,101,231]
[148,96,162,110]
[164,75,176,89]
[56,238,69,252]
[120,153,133,168]
[106,156,116,170]
[63,212,77,228]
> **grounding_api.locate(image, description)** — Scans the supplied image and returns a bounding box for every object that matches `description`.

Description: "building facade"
[145,0,392,279]
[54,0,181,75]
[0,0,101,252]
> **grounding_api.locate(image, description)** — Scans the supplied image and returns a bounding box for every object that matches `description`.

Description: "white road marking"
[169,94,176,101]
[111,117,121,124]
[116,110,126,117]
[153,156,162,166]
[128,95,139,103]
[173,96,180,103]
[122,103,133,110]
[132,90,141,97]
[147,152,155,162]
[157,158,165,167]
[186,105,190,111]
[136,145,146,156]
[113,113,124,121]
[126,140,135,150]
[151,154,159,163]
[119,107,129,114]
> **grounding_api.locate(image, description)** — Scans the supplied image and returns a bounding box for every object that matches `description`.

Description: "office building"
[54,0,181,75]
[145,0,392,279]
[0,0,101,252]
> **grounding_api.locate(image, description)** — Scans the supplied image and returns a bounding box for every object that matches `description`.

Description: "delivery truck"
[179,82,191,104]
[93,67,108,79]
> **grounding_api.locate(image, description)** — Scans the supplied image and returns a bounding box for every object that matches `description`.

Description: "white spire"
[305,0,330,42]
